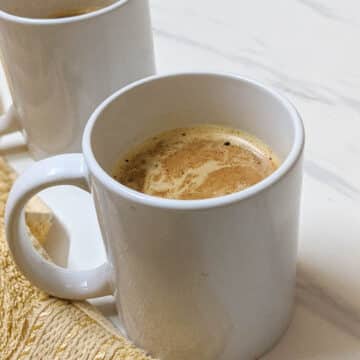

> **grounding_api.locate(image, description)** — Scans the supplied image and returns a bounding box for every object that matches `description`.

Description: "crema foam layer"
[113,125,279,200]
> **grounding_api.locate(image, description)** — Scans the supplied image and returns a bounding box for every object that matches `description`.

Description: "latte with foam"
[113,125,279,200]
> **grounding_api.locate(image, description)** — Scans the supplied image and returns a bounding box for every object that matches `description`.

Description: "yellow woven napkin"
[0,157,154,360]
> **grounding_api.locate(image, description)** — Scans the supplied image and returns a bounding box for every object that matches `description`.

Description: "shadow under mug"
[5,73,305,360]
[0,0,155,159]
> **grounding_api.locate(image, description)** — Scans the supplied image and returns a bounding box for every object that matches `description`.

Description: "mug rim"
[83,72,305,210]
[0,0,129,25]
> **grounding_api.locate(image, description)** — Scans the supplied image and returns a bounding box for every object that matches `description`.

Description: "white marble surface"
[2,0,360,358]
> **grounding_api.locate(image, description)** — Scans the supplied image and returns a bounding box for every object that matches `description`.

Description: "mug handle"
[5,153,114,300]
[0,105,21,135]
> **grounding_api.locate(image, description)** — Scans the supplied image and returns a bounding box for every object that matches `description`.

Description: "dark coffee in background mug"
[113,125,279,200]
[47,7,102,18]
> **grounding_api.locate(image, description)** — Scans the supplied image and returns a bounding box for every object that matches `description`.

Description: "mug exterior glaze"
[5,73,305,359]
[0,0,155,158]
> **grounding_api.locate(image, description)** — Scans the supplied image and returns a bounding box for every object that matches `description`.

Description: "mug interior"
[89,73,299,181]
[0,0,117,19]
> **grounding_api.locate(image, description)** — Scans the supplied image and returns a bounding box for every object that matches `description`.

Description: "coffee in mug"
[113,125,279,200]
[47,7,102,19]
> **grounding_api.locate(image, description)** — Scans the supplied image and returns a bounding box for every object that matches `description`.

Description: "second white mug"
[0,0,155,158]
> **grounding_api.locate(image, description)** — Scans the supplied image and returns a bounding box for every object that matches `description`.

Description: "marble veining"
[296,0,359,26]
[304,160,360,200]
[297,270,360,340]
[297,0,348,22]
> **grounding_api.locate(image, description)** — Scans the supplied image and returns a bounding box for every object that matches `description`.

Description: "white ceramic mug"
[5,73,305,360]
[0,0,154,159]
